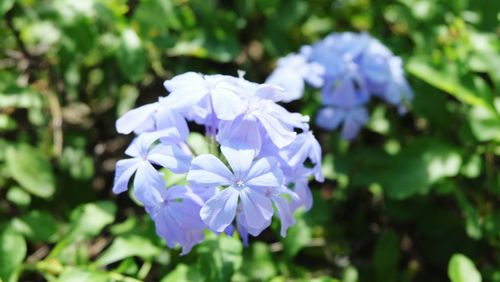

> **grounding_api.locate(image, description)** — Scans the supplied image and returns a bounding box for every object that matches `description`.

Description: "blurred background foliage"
[0,0,499,281]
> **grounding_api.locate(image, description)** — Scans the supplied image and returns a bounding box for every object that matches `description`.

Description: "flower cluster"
[113,72,323,254]
[267,32,413,140]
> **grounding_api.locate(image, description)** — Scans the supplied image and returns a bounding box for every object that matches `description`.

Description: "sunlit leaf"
[95,235,162,266]
[407,57,497,115]
[196,234,243,281]
[66,201,117,241]
[12,210,59,243]
[0,227,26,282]
[448,254,482,282]
[116,28,147,82]
[6,144,55,199]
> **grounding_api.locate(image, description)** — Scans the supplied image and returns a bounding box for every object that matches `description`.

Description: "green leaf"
[381,139,462,199]
[196,234,243,281]
[373,231,400,282]
[58,267,108,282]
[59,147,95,180]
[6,187,31,207]
[187,132,210,155]
[407,57,497,115]
[161,264,203,282]
[448,254,482,282]
[304,277,341,282]
[281,211,312,259]
[95,235,162,266]
[6,144,55,199]
[240,242,277,281]
[116,28,147,82]
[0,0,14,18]
[12,210,59,243]
[468,103,500,142]
[0,227,27,282]
[66,201,116,241]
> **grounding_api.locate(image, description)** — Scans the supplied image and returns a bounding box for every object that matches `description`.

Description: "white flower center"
[235,179,245,188]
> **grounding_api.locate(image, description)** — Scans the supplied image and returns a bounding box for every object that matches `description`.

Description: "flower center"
[235,179,245,188]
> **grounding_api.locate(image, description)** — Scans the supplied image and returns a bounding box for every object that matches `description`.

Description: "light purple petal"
[220,144,255,177]
[150,185,206,255]
[315,107,345,131]
[116,102,159,134]
[211,87,246,120]
[217,115,262,153]
[246,157,284,188]
[133,162,165,206]
[163,72,208,109]
[237,210,271,239]
[187,154,233,187]
[254,111,296,148]
[239,187,274,229]
[148,144,192,174]
[124,132,161,158]
[113,158,140,194]
[200,187,239,232]
[292,180,313,211]
[274,196,296,237]
[154,104,189,140]
[266,68,305,103]
[341,107,369,140]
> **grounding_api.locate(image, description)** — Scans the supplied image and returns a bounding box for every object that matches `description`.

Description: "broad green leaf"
[196,234,243,281]
[161,264,203,282]
[66,201,116,241]
[95,235,162,266]
[468,104,500,142]
[0,0,14,18]
[116,84,139,116]
[6,144,55,199]
[12,210,58,243]
[0,114,16,131]
[448,254,482,282]
[60,147,95,180]
[381,139,462,199]
[373,231,400,282]
[305,277,341,282]
[281,211,312,259]
[6,186,31,207]
[133,0,180,35]
[0,227,27,282]
[187,132,210,155]
[116,28,147,82]
[407,57,497,115]
[240,242,277,281]
[58,267,108,282]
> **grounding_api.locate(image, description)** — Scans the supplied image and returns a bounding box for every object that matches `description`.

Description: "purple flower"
[113,133,192,205]
[359,39,392,94]
[322,62,370,108]
[116,97,189,141]
[217,96,309,150]
[147,185,206,255]
[285,165,315,211]
[279,131,324,182]
[266,53,324,102]
[114,71,323,253]
[383,57,414,106]
[186,145,284,233]
[267,31,412,141]
[316,106,369,140]
[163,72,246,121]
